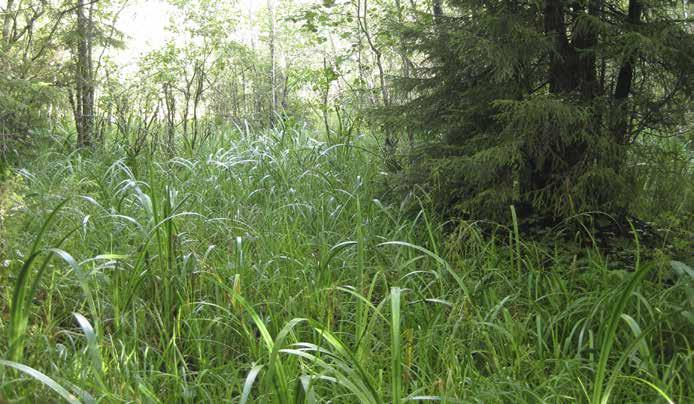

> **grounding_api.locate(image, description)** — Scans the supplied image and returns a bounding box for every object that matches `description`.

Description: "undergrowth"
[0,128,692,403]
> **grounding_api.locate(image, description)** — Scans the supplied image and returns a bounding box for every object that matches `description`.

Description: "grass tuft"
[0,128,691,402]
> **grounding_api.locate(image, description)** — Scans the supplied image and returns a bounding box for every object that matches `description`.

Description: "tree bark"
[544,0,579,94]
[192,61,204,150]
[2,0,15,45]
[322,56,331,139]
[395,0,414,147]
[572,0,602,98]
[180,69,194,144]
[163,82,176,156]
[267,0,277,127]
[358,0,397,163]
[75,0,94,148]
[612,0,642,144]
[433,0,443,21]
[358,0,388,106]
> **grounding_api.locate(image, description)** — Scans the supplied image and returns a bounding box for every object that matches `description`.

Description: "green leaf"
[0,360,81,404]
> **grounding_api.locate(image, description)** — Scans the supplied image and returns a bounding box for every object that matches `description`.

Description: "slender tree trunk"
[359,0,388,106]
[612,0,642,144]
[2,0,15,45]
[192,62,204,150]
[75,0,94,148]
[358,0,398,166]
[163,82,176,156]
[433,0,443,20]
[322,55,331,139]
[267,0,277,127]
[354,2,375,106]
[281,72,289,111]
[182,98,189,142]
[181,73,193,145]
[86,3,95,141]
[395,0,414,147]
[395,0,410,91]
[247,5,262,122]
[231,79,238,118]
[241,67,247,117]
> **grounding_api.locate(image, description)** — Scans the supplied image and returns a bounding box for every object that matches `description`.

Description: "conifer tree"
[397,0,693,222]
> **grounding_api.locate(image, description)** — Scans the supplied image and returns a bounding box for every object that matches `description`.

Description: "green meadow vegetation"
[1,0,693,402]
[1,128,692,402]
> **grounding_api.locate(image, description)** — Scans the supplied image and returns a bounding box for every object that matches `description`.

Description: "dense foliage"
[0,130,692,402]
[395,0,694,223]
[0,0,692,402]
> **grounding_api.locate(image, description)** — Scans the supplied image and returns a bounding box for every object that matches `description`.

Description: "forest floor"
[0,128,692,403]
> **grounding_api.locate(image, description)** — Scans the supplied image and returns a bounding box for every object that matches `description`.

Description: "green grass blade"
[241,364,264,404]
[591,224,650,404]
[73,312,104,380]
[391,287,402,404]
[0,359,81,404]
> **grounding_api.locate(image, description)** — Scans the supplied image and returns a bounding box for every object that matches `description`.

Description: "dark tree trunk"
[433,0,443,20]
[533,0,595,206]
[544,0,579,94]
[612,0,642,144]
[572,0,602,98]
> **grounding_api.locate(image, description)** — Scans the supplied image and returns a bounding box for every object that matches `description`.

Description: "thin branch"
[31,0,100,62]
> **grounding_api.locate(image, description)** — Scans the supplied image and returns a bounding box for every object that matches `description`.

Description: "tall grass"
[0,127,692,402]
